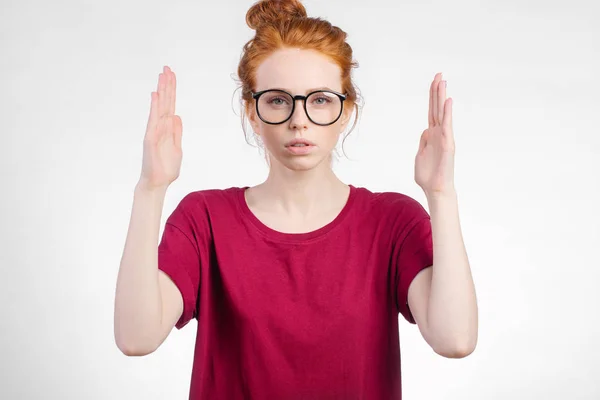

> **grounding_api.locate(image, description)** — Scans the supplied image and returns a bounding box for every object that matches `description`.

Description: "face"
[248,48,352,172]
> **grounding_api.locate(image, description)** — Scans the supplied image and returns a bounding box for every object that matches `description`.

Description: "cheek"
[322,128,342,147]
[258,128,283,147]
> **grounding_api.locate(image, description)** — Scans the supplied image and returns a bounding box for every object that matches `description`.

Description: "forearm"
[114,183,168,355]
[425,190,478,356]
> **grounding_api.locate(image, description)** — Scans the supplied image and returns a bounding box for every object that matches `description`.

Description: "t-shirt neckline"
[236,184,358,243]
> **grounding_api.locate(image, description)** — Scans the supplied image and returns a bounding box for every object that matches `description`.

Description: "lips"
[285,138,316,147]
[285,138,316,155]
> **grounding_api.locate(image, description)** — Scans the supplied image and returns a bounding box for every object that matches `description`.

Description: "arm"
[409,73,478,358]
[407,191,478,358]
[113,183,184,356]
[114,66,188,356]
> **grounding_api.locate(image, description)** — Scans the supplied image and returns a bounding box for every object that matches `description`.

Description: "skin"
[141,57,478,359]
[246,48,354,233]
[246,53,478,358]
[408,73,478,358]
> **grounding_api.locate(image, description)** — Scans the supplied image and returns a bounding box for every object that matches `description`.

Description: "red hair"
[234,0,362,156]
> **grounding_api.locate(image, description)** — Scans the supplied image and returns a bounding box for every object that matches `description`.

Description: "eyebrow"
[267,86,338,94]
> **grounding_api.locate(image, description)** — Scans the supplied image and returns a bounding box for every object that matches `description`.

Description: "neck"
[254,156,348,217]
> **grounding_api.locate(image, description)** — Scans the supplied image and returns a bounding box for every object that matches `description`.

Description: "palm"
[139,66,183,190]
[142,124,182,185]
[415,73,455,196]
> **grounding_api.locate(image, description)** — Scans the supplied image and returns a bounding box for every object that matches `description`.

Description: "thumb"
[173,115,183,149]
[418,129,428,154]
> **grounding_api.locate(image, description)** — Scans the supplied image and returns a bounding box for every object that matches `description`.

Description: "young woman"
[114,0,478,398]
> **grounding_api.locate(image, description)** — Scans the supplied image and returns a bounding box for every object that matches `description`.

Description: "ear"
[339,103,354,129]
[247,104,260,136]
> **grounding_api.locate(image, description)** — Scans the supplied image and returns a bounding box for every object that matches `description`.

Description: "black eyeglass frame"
[251,89,347,126]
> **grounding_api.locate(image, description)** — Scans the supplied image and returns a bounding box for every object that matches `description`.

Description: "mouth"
[285,139,316,147]
[285,140,316,155]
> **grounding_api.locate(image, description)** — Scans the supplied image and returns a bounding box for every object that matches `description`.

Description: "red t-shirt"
[158,184,433,399]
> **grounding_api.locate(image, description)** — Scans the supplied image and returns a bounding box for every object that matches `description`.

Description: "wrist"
[425,188,457,203]
[135,180,169,196]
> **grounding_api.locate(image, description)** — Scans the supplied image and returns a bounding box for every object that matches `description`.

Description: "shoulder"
[177,186,243,207]
[167,186,245,223]
[355,185,429,221]
[350,185,430,244]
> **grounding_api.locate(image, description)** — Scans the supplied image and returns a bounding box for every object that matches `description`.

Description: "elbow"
[116,340,157,357]
[433,336,477,359]
[115,335,157,357]
[114,319,160,356]
[434,344,474,359]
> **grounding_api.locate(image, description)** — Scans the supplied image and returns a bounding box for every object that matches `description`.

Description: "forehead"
[255,48,342,94]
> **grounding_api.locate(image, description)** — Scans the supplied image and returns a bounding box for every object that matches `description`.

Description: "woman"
[114,0,478,398]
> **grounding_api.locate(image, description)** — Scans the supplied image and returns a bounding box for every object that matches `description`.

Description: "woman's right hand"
[138,66,183,191]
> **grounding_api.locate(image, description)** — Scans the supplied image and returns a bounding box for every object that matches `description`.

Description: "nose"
[289,98,309,130]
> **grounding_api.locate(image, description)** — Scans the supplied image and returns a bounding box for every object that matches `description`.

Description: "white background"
[2,0,599,398]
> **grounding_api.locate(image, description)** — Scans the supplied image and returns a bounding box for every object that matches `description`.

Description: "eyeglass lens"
[257,90,342,125]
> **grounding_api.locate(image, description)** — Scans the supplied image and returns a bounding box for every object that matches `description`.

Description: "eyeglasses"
[251,89,347,126]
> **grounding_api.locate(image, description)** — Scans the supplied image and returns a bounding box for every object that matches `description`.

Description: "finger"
[145,91,158,139]
[169,68,177,115]
[443,98,453,137]
[418,129,428,154]
[165,67,175,115]
[433,73,440,125]
[164,67,172,117]
[173,115,183,149]
[438,79,446,125]
[428,79,435,127]
[158,70,167,117]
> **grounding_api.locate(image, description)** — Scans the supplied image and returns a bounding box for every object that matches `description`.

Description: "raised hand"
[138,66,183,191]
[414,72,455,197]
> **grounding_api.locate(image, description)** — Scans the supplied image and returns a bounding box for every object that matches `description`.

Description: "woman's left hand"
[415,73,456,197]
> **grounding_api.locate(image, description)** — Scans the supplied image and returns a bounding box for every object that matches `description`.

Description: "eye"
[266,96,290,105]
[313,96,332,105]
[309,91,336,105]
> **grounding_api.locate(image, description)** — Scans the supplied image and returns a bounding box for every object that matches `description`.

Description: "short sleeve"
[158,198,202,330]
[395,217,434,324]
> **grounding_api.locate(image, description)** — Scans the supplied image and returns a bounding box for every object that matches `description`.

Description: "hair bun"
[246,0,307,31]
